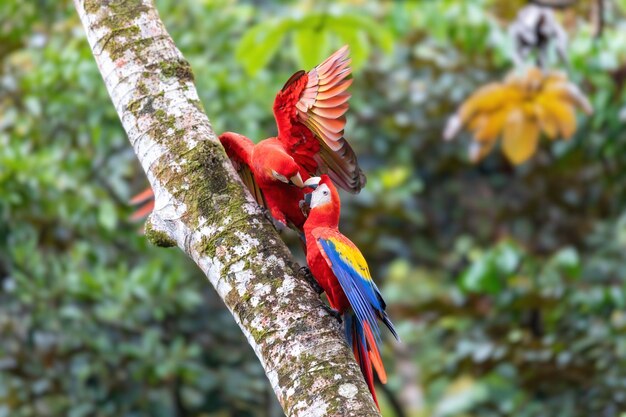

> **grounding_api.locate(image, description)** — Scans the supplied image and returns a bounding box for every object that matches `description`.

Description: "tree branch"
[72,1,380,415]
[592,0,605,39]
[529,0,578,8]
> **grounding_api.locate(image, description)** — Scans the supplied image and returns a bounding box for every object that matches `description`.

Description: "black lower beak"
[304,193,312,206]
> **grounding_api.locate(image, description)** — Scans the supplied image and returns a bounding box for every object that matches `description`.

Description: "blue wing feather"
[318,238,398,345]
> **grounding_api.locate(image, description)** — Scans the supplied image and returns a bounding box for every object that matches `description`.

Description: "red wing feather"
[273,46,366,193]
[129,187,154,221]
[130,199,155,222]
[130,187,154,205]
[218,132,266,209]
[281,70,306,91]
[363,322,387,384]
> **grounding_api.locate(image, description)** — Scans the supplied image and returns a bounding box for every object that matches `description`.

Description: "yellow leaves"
[473,107,508,143]
[444,67,592,165]
[502,109,539,165]
[541,97,577,139]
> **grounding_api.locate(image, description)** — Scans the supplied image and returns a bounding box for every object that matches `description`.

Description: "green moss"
[127,91,164,119]
[137,81,148,96]
[190,98,205,113]
[149,108,182,149]
[246,326,267,343]
[127,98,143,114]
[86,0,149,26]
[168,140,248,232]
[85,0,154,61]
[278,352,352,415]
[84,0,101,14]
[144,222,176,248]
[102,26,140,61]
[153,109,166,120]
[96,26,158,62]
[108,0,150,14]
[159,59,195,82]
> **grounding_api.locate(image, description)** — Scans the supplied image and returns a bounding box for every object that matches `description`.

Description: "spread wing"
[218,132,266,208]
[273,46,366,193]
[313,229,398,345]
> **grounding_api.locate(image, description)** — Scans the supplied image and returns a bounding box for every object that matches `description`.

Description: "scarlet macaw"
[302,175,398,408]
[132,46,365,232]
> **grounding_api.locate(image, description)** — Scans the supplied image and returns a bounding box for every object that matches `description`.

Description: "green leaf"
[292,27,330,69]
[330,25,371,70]
[236,19,293,75]
[334,14,394,53]
[550,247,581,278]
[97,200,117,231]
[494,242,521,274]
[460,252,500,294]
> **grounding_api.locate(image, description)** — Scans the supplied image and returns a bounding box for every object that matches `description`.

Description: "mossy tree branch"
[73,0,380,416]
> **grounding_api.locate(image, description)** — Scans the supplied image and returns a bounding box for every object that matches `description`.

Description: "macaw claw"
[296,266,342,323]
[298,266,323,295]
[262,208,287,231]
[322,304,343,324]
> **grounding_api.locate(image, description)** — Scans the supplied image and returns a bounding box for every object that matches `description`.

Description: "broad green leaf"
[331,25,370,70]
[292,27,330,69]
[460,252,500,294]
[328,14,393,55]
[236,19,293,75]
[97,200,117,231]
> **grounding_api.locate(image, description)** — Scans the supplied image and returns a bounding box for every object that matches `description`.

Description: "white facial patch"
[271,169,289,183]
[310,184,332,208]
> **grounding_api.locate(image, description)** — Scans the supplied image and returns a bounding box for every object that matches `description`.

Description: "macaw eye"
[323,191,329,196]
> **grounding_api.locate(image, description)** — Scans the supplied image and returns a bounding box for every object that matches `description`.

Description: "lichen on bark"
[73,0,382,415]
[144,220,176,247]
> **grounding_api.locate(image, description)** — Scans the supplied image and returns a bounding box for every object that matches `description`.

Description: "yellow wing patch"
[326,236,372,282]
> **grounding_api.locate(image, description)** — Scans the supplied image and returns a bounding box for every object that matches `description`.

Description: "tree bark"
[72,1,381,416]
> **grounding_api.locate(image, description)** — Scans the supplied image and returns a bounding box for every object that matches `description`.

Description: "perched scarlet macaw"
[132,46,365,232]
[302,175,398,408]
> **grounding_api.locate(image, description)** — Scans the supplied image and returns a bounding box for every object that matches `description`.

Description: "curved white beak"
[290,172,304,188]
[272,170,305,188]
[303,177,322,189]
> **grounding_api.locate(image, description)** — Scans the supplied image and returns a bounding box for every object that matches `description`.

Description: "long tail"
[345,313,387,410]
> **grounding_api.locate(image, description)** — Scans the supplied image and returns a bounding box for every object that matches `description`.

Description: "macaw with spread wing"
[132,46,365,232]
[302,175,398,408]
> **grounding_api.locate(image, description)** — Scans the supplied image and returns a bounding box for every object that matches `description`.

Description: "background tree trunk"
[72,1,381,416]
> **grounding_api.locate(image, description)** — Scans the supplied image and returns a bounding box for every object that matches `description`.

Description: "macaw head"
[265,152,305,188]
[302,175,340,221]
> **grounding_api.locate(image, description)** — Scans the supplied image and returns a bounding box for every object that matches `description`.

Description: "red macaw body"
[303,175,398,408]
[220,133,310,230]
[132,46,365,233]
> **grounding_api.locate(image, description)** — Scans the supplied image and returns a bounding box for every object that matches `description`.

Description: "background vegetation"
[1,0,625,416]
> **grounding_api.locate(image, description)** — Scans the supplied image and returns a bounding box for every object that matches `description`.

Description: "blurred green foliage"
[1,0,626,417]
